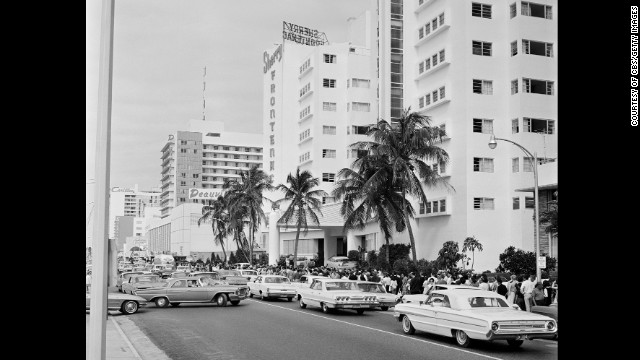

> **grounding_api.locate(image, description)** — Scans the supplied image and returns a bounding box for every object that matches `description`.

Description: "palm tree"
[332,155,409,264]
[226,201,251,262]
[539,191,558,237]
[461,236,483,270]
[351,109,453,266]
[223,165,273,265]
[197,196,230,265]
[275,168,327,268]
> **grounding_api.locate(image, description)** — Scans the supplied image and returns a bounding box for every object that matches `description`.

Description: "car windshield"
[325,282,359,291]
[123,273,142,279]
[264,277,290,284]
[135,276,160,283]
[172,272,188,278]
[467,296,510,308]
[357,283,386,293]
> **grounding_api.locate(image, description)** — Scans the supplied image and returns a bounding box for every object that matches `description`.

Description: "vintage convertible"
[85,291,147,315]
[248,275,296,301]
[399,285,481,304]
[135,277,248,308]
[355,281,398,311]
[296,278,379,314]
[121,274,166,295]
[394,289,557,348]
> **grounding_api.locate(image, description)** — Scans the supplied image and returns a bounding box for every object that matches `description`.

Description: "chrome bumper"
[487,331,557,341]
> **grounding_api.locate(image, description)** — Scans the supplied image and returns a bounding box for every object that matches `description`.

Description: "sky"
[86,0,374,245]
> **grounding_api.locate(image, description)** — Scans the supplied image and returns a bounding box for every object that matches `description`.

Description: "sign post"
[537,256,546,270]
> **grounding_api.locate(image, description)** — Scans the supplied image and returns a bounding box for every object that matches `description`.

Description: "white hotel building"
[263,0,557,272]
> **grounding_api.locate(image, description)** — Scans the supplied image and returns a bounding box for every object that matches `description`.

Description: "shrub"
[393,259,411,275]
[378,244,411,266]
[496,246,557,276]
[436,241,463,272]
[348,250,360,262]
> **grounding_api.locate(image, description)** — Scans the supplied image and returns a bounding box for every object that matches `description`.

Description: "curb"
[111,315,172,360]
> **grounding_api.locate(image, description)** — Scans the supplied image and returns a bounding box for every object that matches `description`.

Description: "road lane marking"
[247,299,504,360]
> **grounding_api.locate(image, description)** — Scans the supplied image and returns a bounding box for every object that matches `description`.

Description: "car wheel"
[287,297,293,302]
[321,303,330,314]
[216,294,228,307]
[507,339,524,348]
[455,330,471,347]
[299,298,307,309]
[230,300,240,306]
[401,315,415,334]
[120,301,138,315]
[170,303,180,307]
[155,297,169,308]
[356,309,365,315]
[381,306,389,311]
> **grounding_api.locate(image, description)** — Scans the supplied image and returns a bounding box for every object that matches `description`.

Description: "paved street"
[126,299,557,360]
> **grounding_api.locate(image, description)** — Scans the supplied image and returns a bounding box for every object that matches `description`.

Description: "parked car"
[296,278,379,314]
[176,265,192,273]
[121,274,166,295]
[398,285,481,304]
[325,256,357,269]
[86,290,147,315]
[238,269,258,282]
[135,278,248,308]
[354,281,398,311]
[117,272,144,292]
[217,270,249,285]
[291,274,325,289]
[394,289,557,348]
[532,303,558,339]
[249,275,296,301]
[168,271,189,279]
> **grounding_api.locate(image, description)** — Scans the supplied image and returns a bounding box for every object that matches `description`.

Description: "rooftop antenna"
[202,66,206,121]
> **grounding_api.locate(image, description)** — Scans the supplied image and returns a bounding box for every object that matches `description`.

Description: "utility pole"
[88,0,114,359]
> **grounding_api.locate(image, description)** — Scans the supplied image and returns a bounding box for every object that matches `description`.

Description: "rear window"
[135,276,160,283]
[264,277,290,284]
[468,297,510,308]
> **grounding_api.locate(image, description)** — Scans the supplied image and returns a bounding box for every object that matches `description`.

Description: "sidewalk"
[85,288,171,360]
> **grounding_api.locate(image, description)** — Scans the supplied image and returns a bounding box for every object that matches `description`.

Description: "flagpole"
[89,0,115,359]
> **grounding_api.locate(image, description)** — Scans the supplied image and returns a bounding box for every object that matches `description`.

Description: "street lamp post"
[489,134,541,284]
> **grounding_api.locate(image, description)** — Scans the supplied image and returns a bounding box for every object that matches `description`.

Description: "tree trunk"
[385,238,390,264]
[249,223,254,266]
[219,237,227,266]
[402,186,418,267]
[293,221,302,269]
[471,249,475,270]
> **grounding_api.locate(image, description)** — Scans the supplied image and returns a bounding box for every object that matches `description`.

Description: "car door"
[408,293,439,333]
[167,280,188,301]
[185,279,210,301]
[431,294,457,336]
[306,280,322,307]
[252,276,262,296]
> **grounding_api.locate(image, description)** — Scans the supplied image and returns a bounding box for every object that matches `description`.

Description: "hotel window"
[522,39,554,57]
[511,41,518,56]
[439,13,444,25]
[419,62,424,74]
[180,172,186,177]
[323,78,336,88]
[299,83,311,97]
[521,2,552,19]
[269,161,274,171]
[512,158,519,172]
[352,126,369,135]
[322,149,336,158]
[180,148,187,153]
[418,27,424,39]
[425,93,431,106]
[425,57,431,71]
[472,41,492,56]
[419,97,425,108]
[432,90,438,102]
[299,129,311,141]
[324,54,336,63]
[323,102,337,111]
[432,54,438,67]
[440,199,446,212]
[322,197,336,205]
[180,181,186,186]
[511,79,519,94]
[525,197,535,209]
[473,79,493,94]
[193,174,199,178]
[419,202,425,214]
[322,173,335,182]
[299,105,311,119]
[180,140,187,145]
[352,78,370,88]
[523,157,534,172]
[513,197,520,210]
[223,146,230,150]
[439,49,445,62]
[471,3,492,19]
[473,157,494,172]
[269,148,275,158]
[193,149,198,154]
[424,22,431,36]
[510,3,517,18]
[472,118,493,133]
[352,102,371,112]
[523,118,555,134]
[474,197,495,210]
[439,86,445,99]
[432,18,438,31]
[426,202,432,214]
[323,126,336,135]
[512,119,519,133]
[269,135,274,145]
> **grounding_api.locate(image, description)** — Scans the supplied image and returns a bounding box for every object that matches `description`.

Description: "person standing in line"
[422,277,435,294]
[436,274,447,285]
[390,274,398,294]
[478,276,489,290]
[521,275,537,312]
[551,279,558,304]
[532,283,546,306]
[496,277,508,299]
[86,271,92,292]
[409,273,422,294]
[348,271,358,281]
[445,272,453,285]
[382,273,391,292]
[507,275,518,304]
[514,276,526,310]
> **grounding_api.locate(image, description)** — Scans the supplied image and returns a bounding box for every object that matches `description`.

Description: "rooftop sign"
[282,21,329,46]
[188,188,222,200]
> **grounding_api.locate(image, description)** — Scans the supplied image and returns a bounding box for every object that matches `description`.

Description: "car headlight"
[546,321,556,331]
[491,322,499,331]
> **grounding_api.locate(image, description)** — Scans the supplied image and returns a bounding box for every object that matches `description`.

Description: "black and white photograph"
[86,1,560,359]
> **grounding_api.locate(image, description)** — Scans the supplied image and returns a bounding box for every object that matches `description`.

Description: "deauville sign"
[188,188,222,200]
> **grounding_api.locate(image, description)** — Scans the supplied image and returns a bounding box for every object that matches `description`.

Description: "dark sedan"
[135,278,249,308]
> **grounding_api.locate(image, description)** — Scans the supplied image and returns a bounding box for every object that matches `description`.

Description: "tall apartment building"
[160,120,263,218]
[401,0,557,271]
[108,185,161,239]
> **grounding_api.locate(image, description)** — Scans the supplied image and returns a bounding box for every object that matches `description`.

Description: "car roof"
[260,275,286,277]
[356,281,382,284]
[432,289,499,297]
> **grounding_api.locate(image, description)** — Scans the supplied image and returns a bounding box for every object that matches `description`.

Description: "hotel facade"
[263,0,557,272]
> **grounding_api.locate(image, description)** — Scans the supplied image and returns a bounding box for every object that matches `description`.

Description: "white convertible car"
[297,278,379,314]
[249,275,296,301]
[355,281,399,311]
[394,289,557,348]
